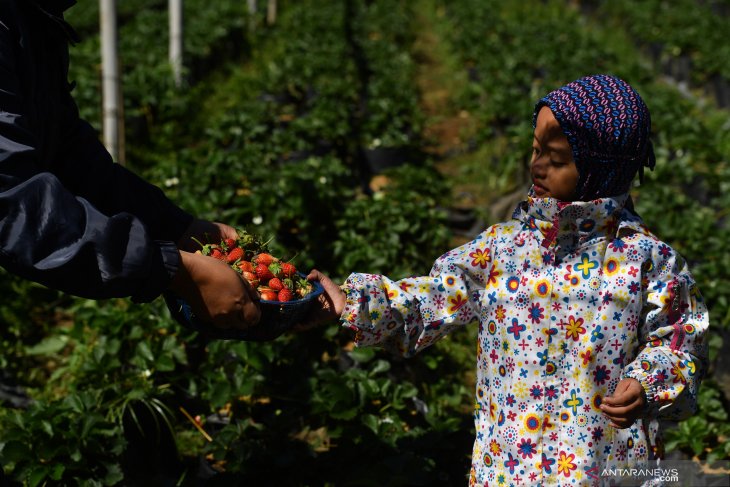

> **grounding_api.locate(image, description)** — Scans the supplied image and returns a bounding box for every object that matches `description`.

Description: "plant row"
[65,0,250,147]
[0,0,469,485]
[598,0,730,106]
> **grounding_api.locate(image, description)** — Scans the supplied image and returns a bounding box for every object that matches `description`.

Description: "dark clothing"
[0,0,193,302]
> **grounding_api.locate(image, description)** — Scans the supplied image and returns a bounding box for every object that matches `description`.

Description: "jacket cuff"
[622,369,658,403]
[131,241,180,303]
[166,205,195,245]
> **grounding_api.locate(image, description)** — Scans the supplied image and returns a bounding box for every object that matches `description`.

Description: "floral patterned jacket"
[340,194,709,486]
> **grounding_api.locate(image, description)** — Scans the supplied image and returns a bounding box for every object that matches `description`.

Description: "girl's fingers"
[602,396,645,429]
[601,399,642,418]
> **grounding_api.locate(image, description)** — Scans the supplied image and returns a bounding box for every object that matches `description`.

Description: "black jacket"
[0,0,193,302]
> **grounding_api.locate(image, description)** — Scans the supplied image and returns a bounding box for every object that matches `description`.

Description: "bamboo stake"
[179,406,213,442]
[267,0,277,25]
[247,0,257,32]
[169,0,184,87]
[99,0,123,164]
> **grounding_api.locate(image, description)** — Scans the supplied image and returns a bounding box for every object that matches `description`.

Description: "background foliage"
[1,0,729,485]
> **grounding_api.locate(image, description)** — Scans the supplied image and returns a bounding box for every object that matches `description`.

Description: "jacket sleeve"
[621,242,709,420]
[0,19,191,302]
[340,228,495,357]
[51,118,194,243]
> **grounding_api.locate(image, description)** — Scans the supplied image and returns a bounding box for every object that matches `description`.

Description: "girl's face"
[530,107,579,201]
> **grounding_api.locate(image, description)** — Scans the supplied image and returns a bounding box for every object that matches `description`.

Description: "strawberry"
[297,281,313,298]
[226,247,244,264]
[255,263,274,282]
[278,288,294,302]
[223,238,237,249]
[260,289,278,301]
[254,253,276,267]
[238,261,254,273]
[268,278,284,291]
[281,262,297,277]
[241,271,259,288]
[210,248,225,260]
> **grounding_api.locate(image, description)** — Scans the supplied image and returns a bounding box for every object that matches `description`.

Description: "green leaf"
[329,407,358,420]
[80,414,100,439]
[423,354,441,370]
[63,394,85,413]
[690,436,706,457]
[129,325,144,340]
[357,378,380,401]
[155,353,175,372]
[136,341,155,362]
[104,462,124,484]
[27,466,48,487]
[49,463,65,481]
[209,381,232,408]
[41,420,53,437]
[361,414,379,434]
[1,440,31,463]
[24,336,68,355]
[349,347,376,363]
[69,449,82,463]
[369,359,391,376]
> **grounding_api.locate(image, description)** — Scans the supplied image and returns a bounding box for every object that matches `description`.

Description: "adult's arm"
[0,16,187,302]
[52,117,193,243]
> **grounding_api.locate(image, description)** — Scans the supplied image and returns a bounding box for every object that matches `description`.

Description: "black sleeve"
[0,15,192,302]
[52,118,194,244]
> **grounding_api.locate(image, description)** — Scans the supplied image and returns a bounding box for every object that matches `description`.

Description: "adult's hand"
[294,269,346,331]
[177,219,238,252]
[169,251,261,330]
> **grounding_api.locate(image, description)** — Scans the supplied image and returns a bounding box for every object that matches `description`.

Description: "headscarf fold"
[533,74,655,201]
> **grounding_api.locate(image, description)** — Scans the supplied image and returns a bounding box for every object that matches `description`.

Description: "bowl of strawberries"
[164,230,323,341]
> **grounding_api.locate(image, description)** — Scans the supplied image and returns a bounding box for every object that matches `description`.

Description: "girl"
[311,74,709,486]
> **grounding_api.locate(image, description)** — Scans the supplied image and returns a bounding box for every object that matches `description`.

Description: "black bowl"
[163,274,324,341]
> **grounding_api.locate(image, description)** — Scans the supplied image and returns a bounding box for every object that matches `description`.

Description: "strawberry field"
[1,0,729,485]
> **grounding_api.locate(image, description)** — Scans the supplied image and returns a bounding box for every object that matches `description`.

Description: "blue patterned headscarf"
[534,74,656,201]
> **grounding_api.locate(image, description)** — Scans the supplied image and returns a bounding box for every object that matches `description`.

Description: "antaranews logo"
[601,467,680,483]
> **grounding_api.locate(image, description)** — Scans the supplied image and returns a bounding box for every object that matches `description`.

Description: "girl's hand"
[293,269,346,331]
[600,378,647,429]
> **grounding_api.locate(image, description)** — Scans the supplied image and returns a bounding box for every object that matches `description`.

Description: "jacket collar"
[513,190,646,250]
[31,0,77,15]
[30,0,80,44]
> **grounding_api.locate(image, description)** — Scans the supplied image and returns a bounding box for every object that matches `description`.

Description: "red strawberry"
[226,247,244,264]
[241,271,259,288]
[255,263,274,282]
[254,253,276,267]
[281,262,297,277]
[268,278,283,291]
[238,261,254,273]
[278,288,294,302]
[210,248,225,260]
[260,289,278,301]
[223,238,237,249]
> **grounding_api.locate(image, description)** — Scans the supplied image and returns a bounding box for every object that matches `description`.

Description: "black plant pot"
[712,74,730,109]
[363,146,411,174]
[445,206,477,231]
[280,139,334,164]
